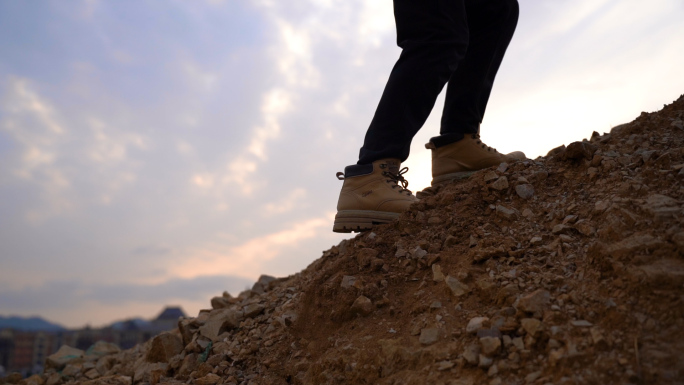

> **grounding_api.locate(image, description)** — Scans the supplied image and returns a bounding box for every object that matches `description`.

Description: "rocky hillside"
[10,95,684,385]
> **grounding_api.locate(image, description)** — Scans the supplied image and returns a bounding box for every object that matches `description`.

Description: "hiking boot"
[426,133,526,185]
[333,158,418,233]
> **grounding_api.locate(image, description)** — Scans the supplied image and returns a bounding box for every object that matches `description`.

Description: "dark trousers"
[358,0,519,164]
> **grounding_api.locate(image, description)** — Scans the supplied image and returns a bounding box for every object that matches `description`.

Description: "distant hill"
[0,316,66,332]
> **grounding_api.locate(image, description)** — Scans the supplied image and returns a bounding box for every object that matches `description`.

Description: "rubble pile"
[8,95,684,385]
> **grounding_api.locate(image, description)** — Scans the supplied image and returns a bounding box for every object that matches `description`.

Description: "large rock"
[198,308,244,342]
[564,141,597,160]
[46,345,84,369]
[252,274,277,293]
[145,332,183,363]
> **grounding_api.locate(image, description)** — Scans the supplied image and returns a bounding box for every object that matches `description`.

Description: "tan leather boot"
[333,158,418,233]
[426,134,526,185]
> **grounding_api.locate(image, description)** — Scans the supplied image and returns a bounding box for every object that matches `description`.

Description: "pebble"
[490,176,510,191]
[432,264,445,282]
[496,205,517,219]
[436,361,454,371]
[521,318,541,336]
[570,320,593,327]
[466,317,490,334]
[517,290,551,317]
[478,354,494,368]
[419,328,440,345]
[350,296,373,316]
[446,275,470,297]
[515,184,535,199]
[480,336,502,357]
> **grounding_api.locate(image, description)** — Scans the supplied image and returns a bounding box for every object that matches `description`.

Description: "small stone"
[351,295,373,316]
[549,348,565,366]
[357,248,379,267]
[432,264,445,282]
[243,303,265,318]
[145,332,183,363]
[487,364,499,377]
[340,275,357,289]
[199,308,244,342]
[552,224,572,234]
[672,120,684,129]
[522,208,534,218]
[428,216,443,224]
[497,162,509,173]
[252,274,277,293]
[463,344,480,365]
[484,171,499,182]
[530,236,543,246]
[86,341,120,357]
[430,301,442,310]
[479,354,493,368]
[570,320,593,327]
[480,336,502,357]
[46,345,84,369]
[419,328,440,345]
[24,375,46,385]
[445,275,470,297]
[496,205,517,219]
[512,337,525,351]
[444,235,459,247]
[517,289,550,317]
[436,360,454,371]
[411,246,428,259]
[515,184,535,199]
[520,318,541,336]
[490,176,509,191]
[210,296,230,309]
[525,371,542,384]
[195,373,221,385]
[466,316,490,334]
[574,220,595,236]
[590,327,608,350]
[84,368,100,379]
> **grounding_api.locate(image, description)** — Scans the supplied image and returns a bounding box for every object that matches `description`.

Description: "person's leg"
[426,0,524,185]
[438,0,519,140]
[357,0,469,165]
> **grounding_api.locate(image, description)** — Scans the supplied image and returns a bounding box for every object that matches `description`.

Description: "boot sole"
[431,171,475,186]
[333,210,400,233]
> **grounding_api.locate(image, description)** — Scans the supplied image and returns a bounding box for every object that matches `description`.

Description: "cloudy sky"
[0,0,682,328]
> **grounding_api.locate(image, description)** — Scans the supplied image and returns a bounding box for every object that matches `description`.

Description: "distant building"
[150,306,185,332]
[0,306,186,377]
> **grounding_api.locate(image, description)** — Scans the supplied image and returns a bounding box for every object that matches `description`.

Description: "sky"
[0,0,682,328]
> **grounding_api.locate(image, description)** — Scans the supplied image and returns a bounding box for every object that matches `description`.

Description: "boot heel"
[332,210,400,233]
[431,171,475,186]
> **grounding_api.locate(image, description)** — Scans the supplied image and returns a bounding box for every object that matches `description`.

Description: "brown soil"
[21,94,684,385]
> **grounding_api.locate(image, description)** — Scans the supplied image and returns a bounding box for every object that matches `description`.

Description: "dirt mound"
[28,95,684,385]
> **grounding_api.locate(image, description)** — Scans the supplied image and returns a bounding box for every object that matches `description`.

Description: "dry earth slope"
[18,94,684,385]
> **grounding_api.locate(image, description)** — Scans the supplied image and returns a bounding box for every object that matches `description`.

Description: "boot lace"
[472,134,499,153]
[383,167,413,195]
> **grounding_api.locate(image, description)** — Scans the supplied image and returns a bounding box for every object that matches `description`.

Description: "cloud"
[0,275,253,312]
[168,215,333,280]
